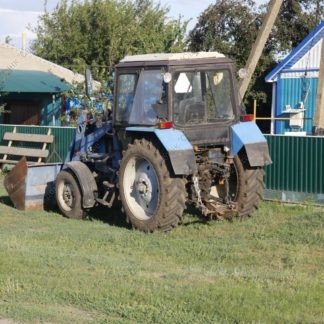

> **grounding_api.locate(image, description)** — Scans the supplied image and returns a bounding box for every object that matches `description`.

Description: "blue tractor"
[6,52,272,232]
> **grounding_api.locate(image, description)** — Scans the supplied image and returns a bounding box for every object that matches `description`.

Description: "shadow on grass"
[0,190,209,231]
[182,203,211,226]
[0,190,130,229]
[88,203,213,230]
[0,195,14,207]
[87,202,131,230]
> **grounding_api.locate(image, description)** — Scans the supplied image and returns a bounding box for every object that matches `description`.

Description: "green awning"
[0,69,72,93]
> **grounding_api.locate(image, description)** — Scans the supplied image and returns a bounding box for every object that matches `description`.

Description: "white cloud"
[0,8,40,47]
[0,0,54,11]
[0,8,40,14]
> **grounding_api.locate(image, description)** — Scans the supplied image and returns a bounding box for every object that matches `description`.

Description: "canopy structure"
[0,69,72,93]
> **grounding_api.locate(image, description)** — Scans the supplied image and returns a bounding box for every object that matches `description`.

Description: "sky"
[0,0,268,50]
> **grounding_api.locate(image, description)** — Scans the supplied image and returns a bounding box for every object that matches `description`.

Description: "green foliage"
[31,0,188,86]
[272,0,323,53]
[188,0,271,118]
[5,35,12,45]
[189,0,259,70]
[0,103,6,114]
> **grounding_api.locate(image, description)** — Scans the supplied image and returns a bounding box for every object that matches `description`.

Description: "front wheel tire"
[119,139,186,232]
[55,170,86,219]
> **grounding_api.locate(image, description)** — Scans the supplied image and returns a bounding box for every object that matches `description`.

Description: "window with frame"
[116,73,138,123]
[116,69,165,125]
[173,69,234,125]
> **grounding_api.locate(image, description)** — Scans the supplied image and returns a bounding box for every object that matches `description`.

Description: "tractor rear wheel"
[119,138,186,232]
[227,156,264,217]
[211,156,264,217]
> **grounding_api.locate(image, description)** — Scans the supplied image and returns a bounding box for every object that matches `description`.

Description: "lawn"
[0,173,323,323]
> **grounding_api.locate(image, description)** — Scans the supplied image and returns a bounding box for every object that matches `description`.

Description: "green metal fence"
[265,135,324,195]
[0,124,75,163]
[1,125,323,200]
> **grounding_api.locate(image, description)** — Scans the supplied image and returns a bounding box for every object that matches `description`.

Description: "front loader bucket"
[4,157,62,211]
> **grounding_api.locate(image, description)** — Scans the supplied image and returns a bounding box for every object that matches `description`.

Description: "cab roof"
[117,52,231,69]
[120,52,225,63]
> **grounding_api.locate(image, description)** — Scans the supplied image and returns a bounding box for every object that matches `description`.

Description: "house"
[265,20,324,135]
[0,43,100,126]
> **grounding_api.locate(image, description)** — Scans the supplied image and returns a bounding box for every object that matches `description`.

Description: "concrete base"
[264,189,324,205]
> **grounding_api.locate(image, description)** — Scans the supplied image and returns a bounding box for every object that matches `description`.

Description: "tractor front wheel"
[55,170,86,219]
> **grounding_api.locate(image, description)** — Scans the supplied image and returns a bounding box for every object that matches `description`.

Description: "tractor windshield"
[173,69,234,125]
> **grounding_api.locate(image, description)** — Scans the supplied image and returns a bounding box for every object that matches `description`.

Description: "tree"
[31,0,187,87]
[269,0,323,56]
[5,35,12,45]
[188,0,323,132]
[188,0,271,115]
[189,0,259,70]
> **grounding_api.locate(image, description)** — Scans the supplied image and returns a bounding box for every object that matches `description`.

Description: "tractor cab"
[113,52,240,145]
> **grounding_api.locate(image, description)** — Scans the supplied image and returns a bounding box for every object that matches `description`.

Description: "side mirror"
[238,68,248,79]
[163,72,172,83]
[85,67,93,98]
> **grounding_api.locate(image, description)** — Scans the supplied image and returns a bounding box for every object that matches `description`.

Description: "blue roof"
[265,20,324,82]
[0,69,72,93]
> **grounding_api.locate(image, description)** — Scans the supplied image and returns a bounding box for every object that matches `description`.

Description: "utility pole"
[313,40,324,135]
[238,0,283,101]
[315,0,321,25]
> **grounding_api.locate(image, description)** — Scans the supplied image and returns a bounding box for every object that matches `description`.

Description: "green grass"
[0,174,323,323]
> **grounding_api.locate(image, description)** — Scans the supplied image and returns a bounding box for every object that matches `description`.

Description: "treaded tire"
[55,170,86,219]
[233,156,265,217]
[119,138,186,232]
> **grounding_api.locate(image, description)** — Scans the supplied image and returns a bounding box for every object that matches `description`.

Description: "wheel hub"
[135,174,153,205]
[63,185,73,206]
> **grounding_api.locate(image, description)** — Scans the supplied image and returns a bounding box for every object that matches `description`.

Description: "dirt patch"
[0,319,15,324]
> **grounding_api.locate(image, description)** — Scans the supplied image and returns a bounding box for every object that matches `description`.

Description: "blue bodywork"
[66,115,121,169]
[231,121,272,166]
[126,127,197,175]
[231,122,266,154]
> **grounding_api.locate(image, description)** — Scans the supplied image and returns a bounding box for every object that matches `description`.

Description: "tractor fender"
[126,127,197,175]
[63,161,98,208]
[231,121,272,167]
